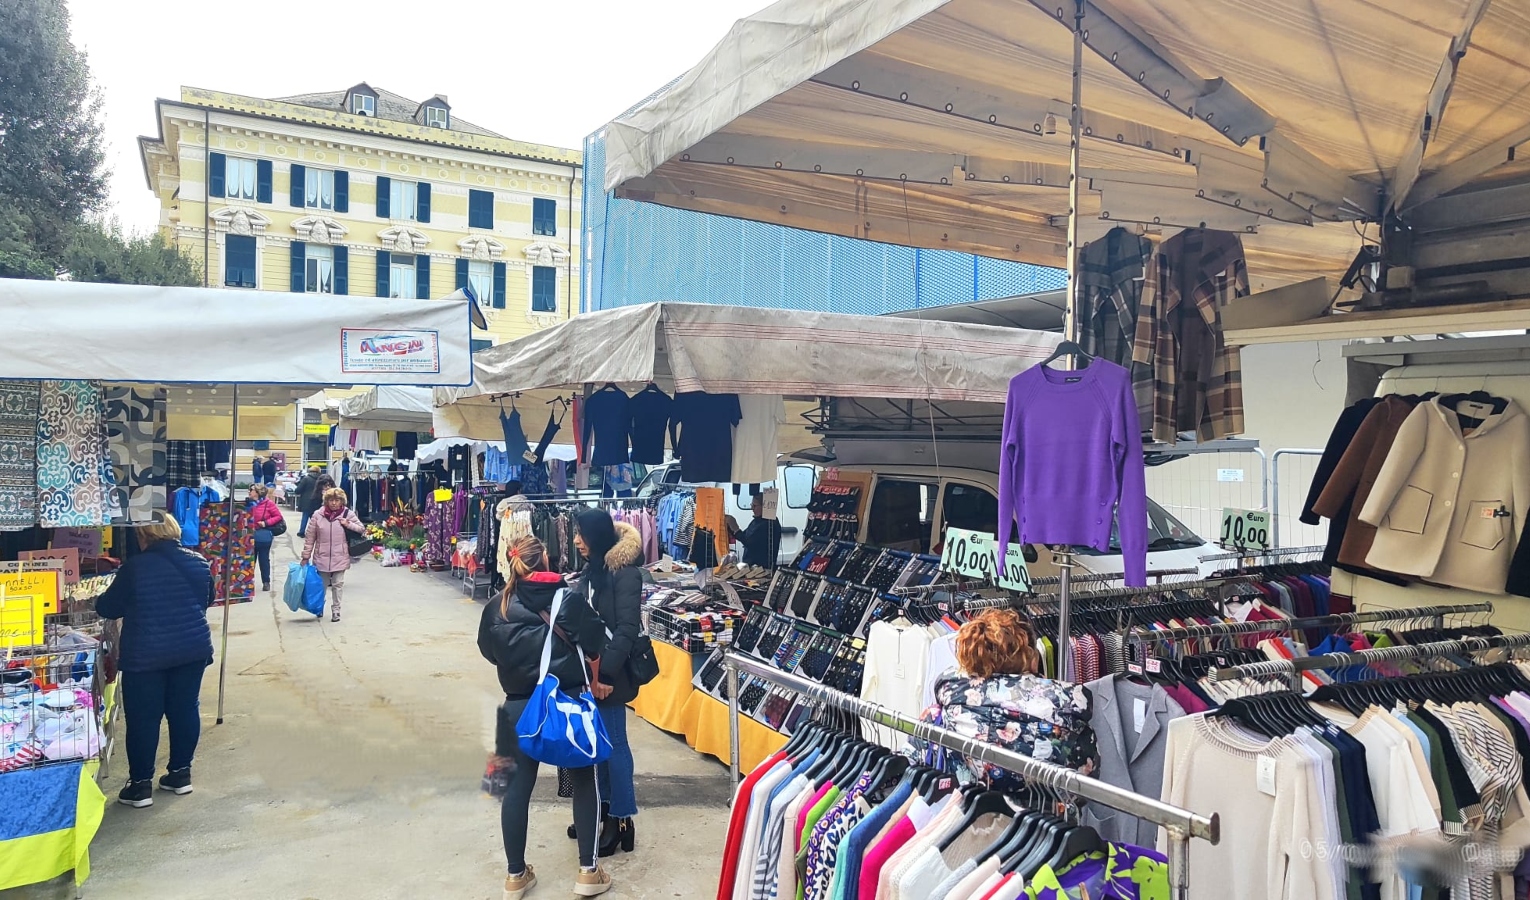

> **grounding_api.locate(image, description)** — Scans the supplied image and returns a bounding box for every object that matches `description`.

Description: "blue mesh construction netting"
[582,125,1065,315]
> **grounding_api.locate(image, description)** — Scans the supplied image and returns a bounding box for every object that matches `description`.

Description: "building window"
[391,180,417,222]
[425,106,449,129]
[533,198,557,236]
[532,265,556,312]
[352,93,375,116]
[225,157,258,201]
[471,338,493,354]
[305,168,335,210]
[390,254,417,299]
[224,235,257,288]
[305,245,334,294]
[468,261,497,310]
[468,189,494,229]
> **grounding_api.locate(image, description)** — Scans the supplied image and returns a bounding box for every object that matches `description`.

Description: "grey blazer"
[1080,673,1186,847]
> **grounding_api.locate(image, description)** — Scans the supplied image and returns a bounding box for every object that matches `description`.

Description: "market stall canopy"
[337,386,435,432]
[0,279,474,385]
[603,0,1530,294]
[432,302,1060,438]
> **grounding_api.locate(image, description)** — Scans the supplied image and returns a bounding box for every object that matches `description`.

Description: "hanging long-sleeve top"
[998,359,1148,585]
[582,385,631,467]
[1359,397,1530,594]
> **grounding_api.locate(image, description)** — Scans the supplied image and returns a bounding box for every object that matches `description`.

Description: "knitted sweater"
[998,359,1148,585]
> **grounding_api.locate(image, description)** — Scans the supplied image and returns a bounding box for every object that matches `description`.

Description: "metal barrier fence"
[1144,449,1267,543]
[1270,449,1327,549]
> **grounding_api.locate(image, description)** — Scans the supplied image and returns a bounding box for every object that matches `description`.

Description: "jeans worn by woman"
[596,700,638,818]
[254,530,273,588]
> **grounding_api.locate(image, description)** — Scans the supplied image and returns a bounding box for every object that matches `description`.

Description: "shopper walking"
[247,484,284,593]
[261,455,277,486]
[571,508,643,856]
[296,465,323,536]
[478,534,614,898]
[301,487,364,622]
[95,510,213,808]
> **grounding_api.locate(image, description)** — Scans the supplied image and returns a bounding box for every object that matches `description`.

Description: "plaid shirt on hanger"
[1077,227,1152,369]
[1131,229,1248,443]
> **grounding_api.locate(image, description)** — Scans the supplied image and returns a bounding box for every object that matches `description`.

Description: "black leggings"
[498,698,599,872]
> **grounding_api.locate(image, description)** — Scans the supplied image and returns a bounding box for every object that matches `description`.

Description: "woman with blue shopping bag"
[478,534,615,899]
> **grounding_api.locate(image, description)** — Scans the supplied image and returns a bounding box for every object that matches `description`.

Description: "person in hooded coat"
[571,507,644,856]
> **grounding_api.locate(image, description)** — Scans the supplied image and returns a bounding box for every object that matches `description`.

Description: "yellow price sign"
[0,569,61,649]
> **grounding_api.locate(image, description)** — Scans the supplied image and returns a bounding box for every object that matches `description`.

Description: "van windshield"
[933,481,1204,554]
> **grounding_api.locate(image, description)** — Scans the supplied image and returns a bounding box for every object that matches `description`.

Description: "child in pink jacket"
[301,488,365,622]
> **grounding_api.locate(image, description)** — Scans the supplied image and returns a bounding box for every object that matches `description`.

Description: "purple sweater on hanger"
[998,359,1149,585]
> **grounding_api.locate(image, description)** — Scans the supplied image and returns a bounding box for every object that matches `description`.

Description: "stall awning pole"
[215,385,237,724]
[1055,0,1087,683]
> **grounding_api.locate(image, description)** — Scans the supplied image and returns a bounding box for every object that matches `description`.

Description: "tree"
[0,0,107,263]
[59,222,201,286]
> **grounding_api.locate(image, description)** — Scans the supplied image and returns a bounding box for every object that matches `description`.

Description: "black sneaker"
[118,780,154,808]
[158,768,193,795]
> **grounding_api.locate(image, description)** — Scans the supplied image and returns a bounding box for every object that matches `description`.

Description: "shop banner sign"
[940,527,1031,592]
[340,329,442,375]
[0,570,61,649]
[1219,508,1271,550]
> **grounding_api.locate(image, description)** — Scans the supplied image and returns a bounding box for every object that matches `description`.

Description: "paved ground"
[5,516,731,900]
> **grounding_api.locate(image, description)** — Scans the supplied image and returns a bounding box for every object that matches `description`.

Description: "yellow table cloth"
[628,639,699,735]
[680,690,788,773]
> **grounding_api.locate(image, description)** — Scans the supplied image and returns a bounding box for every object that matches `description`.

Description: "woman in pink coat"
[301,488,365,622]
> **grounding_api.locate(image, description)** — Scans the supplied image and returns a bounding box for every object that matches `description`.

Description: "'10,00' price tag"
[1219,508,1271,551]
[940,527,1031,592]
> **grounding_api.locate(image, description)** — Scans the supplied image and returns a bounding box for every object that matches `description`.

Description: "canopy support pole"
[215,385,237,724]
[1055,0,1086,682]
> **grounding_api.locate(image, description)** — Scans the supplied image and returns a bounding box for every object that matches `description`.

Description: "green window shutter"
[208,152,226,198]
[334,171,349,213]
[289,241,306,293]
[376,250,391,297]
[376,176,391,219]
[333,246,349,295]
[256,160,273,203]
[492,261,506,309]
[416,255,431,299]
[290,164,306,207]
[455,258,470,293]
[417,182,431,223]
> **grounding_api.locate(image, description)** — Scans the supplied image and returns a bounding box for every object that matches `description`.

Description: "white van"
[637,451,1222,579]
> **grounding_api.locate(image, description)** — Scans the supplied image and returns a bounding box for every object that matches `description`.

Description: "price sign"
[0,570,61,648]
[939,528,1031,592]
[22,548,80,585]
[1219,508,1271,550]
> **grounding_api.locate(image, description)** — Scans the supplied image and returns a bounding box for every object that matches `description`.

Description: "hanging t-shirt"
[627,385,674,465]
[674,391,743,483]
[582,386,631,466]
[394,432,418,460]
[732,394,785,484]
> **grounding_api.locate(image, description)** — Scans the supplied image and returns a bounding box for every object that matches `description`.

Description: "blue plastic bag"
[301,565,327,617]
[516,590,611,767]
[282,563,306,612]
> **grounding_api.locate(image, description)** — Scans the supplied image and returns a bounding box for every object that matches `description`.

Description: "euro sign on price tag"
[1219,508,1271,551]
[940,527,1031,592]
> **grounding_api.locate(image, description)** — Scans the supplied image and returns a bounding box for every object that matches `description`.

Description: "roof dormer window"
[351,92,375,116]
[425,105,449,129]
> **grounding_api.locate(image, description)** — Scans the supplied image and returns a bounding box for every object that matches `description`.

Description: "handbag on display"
[515,589,612,768]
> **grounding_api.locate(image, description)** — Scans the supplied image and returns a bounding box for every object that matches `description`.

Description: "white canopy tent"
[603,0,1530,332]
[432,301,1061,440]
[338,386,436,432]
[416,438,579,466]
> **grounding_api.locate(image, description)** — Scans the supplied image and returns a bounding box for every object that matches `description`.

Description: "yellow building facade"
[139,84,583,350]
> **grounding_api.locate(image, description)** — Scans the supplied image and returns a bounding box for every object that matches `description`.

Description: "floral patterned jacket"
[910,670,1099,789]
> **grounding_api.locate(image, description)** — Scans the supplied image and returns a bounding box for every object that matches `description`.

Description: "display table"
[629,640,786,771]
[0,761,106,891]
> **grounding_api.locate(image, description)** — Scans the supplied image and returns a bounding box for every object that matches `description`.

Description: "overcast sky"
[66,0,766,232]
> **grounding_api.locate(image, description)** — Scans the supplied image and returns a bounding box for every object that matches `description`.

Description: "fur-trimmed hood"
[606,521,643,569]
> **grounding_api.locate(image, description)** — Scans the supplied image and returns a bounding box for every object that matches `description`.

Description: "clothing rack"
[723,652,1219,900]
[1129,601,1495,648]
[1207,630,1530,689]
[1197,544,1325,564]
[1028,566,1200,587]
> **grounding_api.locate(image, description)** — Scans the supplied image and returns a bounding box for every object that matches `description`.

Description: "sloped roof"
[278,86,503,138]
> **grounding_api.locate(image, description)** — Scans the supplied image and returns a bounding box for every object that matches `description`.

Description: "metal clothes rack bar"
[723,652,1219,900]
[1132,602,1494,647]
[1208,631,1530,684]
[1029,566,1200,587]
[1197,544,1326,564]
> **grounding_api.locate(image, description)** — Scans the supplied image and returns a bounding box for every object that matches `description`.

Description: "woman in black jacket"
[478,534,614,898]
[571,507,644,856]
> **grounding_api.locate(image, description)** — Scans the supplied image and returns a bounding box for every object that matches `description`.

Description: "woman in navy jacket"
[96,510,214,808]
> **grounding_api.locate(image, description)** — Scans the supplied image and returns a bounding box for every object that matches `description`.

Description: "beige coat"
[1359,397,1530,594]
